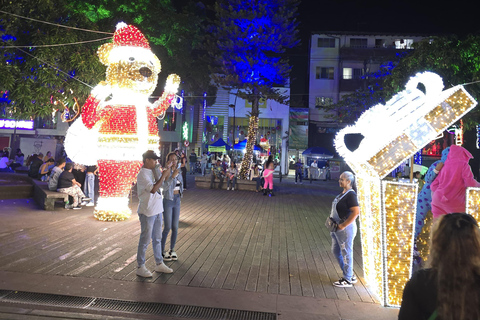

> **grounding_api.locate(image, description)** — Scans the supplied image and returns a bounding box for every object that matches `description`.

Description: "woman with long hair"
[161,152,183,262]
[330,171,360,287]
[399,213,480,320]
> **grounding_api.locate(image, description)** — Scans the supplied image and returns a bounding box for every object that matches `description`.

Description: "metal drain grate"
[2,291,95,308]
[91,298,275,320]
[0,290,276,320]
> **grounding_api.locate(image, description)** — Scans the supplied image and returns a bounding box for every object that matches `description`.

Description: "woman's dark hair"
[64,162,73,171]
[429,213,480,320]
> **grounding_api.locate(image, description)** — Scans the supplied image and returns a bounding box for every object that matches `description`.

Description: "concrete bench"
[32,180,69,211]
[195,175,258,191]
[0,172,34,200]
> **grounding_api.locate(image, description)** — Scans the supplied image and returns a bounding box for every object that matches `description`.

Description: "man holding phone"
[136,150,174,277]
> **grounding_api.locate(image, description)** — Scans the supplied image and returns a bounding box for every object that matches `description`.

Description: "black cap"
[142,150,161,162]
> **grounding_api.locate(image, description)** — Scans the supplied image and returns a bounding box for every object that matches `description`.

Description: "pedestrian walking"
[262,161,275,196]
[84,165,98,207]
[200,152,208,176]
[431,145,480,219]
[180,152,187,190]
[295,159,303,184]
[399,213,480,320]
[136,150,173,278]
[189,149,197,175]
[161,152,183,262]
[329,171,360,287]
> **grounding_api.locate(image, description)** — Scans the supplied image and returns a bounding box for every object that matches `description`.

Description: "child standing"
[263,161,275,196]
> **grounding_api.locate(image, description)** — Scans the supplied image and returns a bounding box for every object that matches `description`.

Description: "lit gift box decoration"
[64,22,180,221]
[465,188,480,222]
[335,72,477,307]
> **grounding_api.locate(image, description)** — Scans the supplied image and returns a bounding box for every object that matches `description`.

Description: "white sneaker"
[232,188,234,191]
[227,187,230,190]
[86,202,95,207]
[155,263,173,274]
[136,265,153,278]
[80,201,88,206]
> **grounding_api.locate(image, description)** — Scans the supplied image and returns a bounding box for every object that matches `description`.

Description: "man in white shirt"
[136,150,173,277]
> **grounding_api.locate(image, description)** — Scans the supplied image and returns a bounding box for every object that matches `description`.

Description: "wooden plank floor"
[0,178,378,303]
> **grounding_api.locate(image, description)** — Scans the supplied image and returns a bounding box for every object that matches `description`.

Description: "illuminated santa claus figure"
[65,22,180,221]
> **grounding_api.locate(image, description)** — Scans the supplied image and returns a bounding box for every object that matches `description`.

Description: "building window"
[34,116,57,130]
[350,38,368,48]
[316,67,334,80]
[315,96,333,108]
[395,39,414,49]
[353,68,363,79]
[343,68,363,79]
[317,38,335,48]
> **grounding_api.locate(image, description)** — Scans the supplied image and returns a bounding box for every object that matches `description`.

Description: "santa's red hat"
[113,22,150,49]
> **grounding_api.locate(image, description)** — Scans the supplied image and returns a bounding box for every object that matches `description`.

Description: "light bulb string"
[0,9,114,35]
[1,38,94,89]
[1,37,112,48]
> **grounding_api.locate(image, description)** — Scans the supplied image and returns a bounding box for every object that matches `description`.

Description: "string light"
[65,22,180,221]
[239,115,259,179]
[335,72,478,307]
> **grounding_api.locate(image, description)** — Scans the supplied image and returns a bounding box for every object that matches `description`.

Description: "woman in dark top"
[330,171,360,288]
[399,213,480,320]
[180,152,187,190]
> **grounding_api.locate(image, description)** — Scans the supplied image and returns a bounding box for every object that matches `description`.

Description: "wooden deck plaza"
[0,178,378,305]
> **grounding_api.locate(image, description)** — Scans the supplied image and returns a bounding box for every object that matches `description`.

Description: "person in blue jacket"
[414,147,450,239]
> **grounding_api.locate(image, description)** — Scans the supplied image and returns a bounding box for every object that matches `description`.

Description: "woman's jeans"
[162,194,181,252]
[84,173,95,204]
[330,221,357,282]
[137,213,163,267]
[227,177,237,189]
[253,177,261,190]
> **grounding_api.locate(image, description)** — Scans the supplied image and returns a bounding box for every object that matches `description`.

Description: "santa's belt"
[98,136,159,144]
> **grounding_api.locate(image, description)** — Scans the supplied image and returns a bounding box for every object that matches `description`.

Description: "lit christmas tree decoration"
[335,72,477,306]
[65,22,181,221]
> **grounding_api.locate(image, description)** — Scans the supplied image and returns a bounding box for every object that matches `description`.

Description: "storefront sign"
[0,119,34,130]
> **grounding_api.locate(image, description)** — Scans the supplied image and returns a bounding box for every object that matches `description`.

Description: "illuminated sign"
[182,122,189,141]
[0,119,34,130]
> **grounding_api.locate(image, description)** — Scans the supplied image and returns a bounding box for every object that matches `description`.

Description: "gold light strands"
[465,187,480,223]
[383,182,417,307]
[334,72,478,307]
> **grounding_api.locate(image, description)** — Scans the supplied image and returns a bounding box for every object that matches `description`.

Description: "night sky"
[290,0,479,103]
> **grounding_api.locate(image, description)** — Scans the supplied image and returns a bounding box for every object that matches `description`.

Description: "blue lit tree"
[209,0,300,177]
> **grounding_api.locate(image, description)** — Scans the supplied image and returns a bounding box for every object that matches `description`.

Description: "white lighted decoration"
[64,22,181,222]
[335,72,477,307]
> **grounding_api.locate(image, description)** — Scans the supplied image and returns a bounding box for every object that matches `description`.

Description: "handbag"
[325,217,339,232]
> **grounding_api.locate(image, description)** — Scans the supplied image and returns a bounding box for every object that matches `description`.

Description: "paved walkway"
[0,175,399,319]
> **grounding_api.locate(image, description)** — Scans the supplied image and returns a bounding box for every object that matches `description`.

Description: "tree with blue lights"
[209,0,299,178]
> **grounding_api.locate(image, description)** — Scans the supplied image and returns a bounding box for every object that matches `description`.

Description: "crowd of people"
[5,142,480,319]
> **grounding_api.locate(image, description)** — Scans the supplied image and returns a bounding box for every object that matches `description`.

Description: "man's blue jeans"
[83,173,95,204]
[162,194,181,252]
[137,213,163,267]
[295,171,302,183]
[190,162,196,174]
[330,221,357,282]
